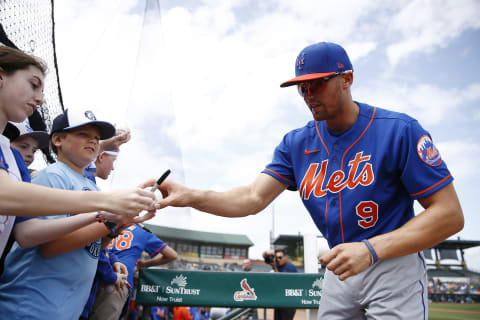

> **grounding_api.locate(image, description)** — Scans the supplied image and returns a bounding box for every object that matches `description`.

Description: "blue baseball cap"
[280,42,353,87]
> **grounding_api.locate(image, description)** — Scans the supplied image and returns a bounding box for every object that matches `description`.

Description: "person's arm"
[157,173,287,217]
[320,183,464,281]
[99,128,130,153]
[137,246,178,269]
[39,222,110,258]
[13,212,98,248]
[40,210,158,257]
[0,170,156,216]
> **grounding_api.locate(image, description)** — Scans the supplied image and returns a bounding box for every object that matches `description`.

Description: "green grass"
[429,302,480,320]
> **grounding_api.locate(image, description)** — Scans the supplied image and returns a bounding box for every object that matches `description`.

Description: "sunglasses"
[297,71,347,97]
[275,256,284,259]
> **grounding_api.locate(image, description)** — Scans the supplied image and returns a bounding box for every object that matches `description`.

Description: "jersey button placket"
[328,140,342,244]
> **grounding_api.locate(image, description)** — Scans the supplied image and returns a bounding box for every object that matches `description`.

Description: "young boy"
[7,120,49,173]
[0,109,153,319]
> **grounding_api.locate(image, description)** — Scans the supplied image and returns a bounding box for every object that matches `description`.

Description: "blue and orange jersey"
[263,102,452,248]
[107,225,166,287]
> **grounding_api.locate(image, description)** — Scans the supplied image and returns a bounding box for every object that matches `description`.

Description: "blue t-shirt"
[276,262,298,273]
[0,136,31,272]
[0,162,101,320]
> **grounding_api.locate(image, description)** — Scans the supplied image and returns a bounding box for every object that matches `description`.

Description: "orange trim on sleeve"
[263,168,296,184]
[150,243,167,257]
[410,174,452,197]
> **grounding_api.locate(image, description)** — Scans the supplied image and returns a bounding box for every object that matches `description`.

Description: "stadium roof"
[433,239,480,250]
[273,234,304,247]
[427,268,480,278]
[143,224,254,247]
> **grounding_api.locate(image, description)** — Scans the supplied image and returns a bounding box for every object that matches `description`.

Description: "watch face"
[104,221,117,230]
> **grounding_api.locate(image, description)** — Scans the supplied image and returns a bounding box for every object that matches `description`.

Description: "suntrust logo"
[165,274,200,295]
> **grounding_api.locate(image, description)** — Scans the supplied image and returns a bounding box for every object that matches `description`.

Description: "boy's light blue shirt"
[0,162,101,320]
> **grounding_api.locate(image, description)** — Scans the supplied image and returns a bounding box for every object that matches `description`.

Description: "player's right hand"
[155,180,194,209]
[105,185,156,216]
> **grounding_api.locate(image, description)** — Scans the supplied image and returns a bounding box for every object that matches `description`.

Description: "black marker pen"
[138,169,171,233]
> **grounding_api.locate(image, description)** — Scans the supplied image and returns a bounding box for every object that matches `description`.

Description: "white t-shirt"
[0,134,21,257]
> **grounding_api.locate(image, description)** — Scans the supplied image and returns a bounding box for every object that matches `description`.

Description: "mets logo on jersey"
[417,135,442,167]
[300,151,374,200]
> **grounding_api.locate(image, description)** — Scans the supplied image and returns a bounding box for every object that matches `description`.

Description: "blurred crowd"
[427,279,480,304]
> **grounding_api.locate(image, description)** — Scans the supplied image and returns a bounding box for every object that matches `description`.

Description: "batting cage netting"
[0,0,64,130]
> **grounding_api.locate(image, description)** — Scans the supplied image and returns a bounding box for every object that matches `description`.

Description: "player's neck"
[325,100,359,134]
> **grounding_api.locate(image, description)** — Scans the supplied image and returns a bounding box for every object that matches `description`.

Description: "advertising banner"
[137,270,323,308]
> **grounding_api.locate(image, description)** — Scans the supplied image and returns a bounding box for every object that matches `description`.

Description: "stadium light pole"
[270,202,275,249]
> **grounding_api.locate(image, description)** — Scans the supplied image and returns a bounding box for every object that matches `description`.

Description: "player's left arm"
[137,245,178,269]
[372,182,463,259]
[320,182,463,281]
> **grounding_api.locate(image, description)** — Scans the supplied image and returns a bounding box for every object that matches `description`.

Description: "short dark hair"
[274,249,287,256]
[50,132,67,155]
[0,46,47,75]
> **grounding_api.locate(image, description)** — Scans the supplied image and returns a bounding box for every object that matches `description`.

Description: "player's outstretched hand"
[155,180,194,209]
[104,180,156,216]
[319,242,372,281]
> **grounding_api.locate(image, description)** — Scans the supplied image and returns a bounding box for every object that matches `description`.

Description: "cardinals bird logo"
[233,279,257,301]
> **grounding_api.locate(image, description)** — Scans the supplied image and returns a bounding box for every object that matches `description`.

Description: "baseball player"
[156,42,464,319]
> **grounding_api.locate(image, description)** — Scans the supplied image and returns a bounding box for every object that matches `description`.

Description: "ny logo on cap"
[296,53,305,71]
[84,110,96,121]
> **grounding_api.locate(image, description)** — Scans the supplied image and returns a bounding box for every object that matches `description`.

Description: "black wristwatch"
[104,221,117,231]
[104,221,118,238]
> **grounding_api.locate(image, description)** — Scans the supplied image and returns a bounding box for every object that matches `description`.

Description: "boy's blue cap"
[51,109,115,140]
[280,42,353,87]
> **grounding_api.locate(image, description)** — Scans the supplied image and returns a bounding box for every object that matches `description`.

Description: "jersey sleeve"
[11,148,34,223]
[11,148,31,183]
[108,250,120,265]
[97,249,117,284]
[0,147,8,172]
[262,133,298,190]
[400,120,453,200]
[145,232,167,257]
